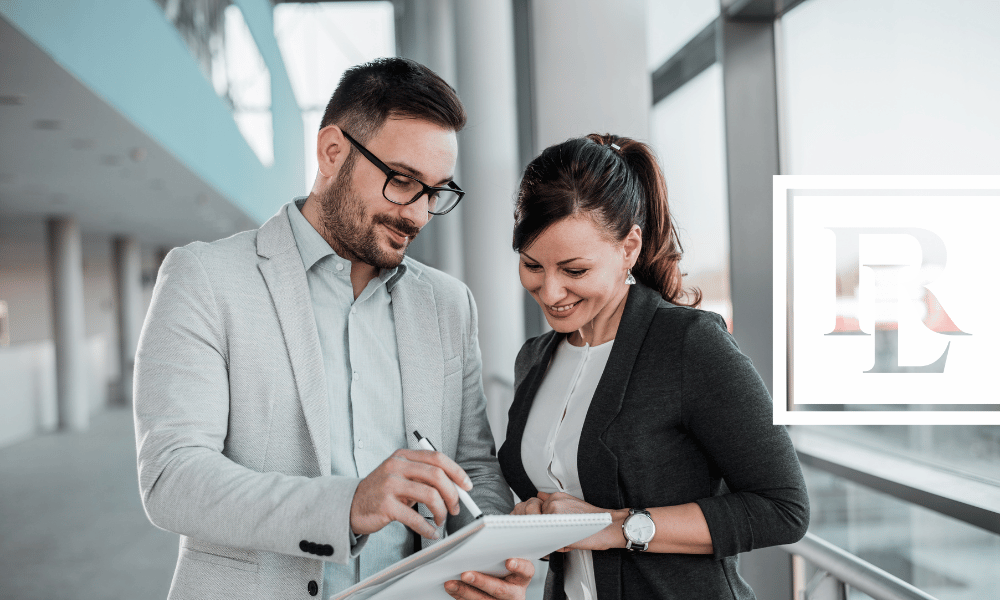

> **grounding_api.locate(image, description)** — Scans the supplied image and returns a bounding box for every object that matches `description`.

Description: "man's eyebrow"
[386,160,454,187]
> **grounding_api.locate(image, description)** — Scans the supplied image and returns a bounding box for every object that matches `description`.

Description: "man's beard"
[317,166,421,270]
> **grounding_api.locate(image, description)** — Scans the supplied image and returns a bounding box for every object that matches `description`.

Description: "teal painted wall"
[0,0,304,224]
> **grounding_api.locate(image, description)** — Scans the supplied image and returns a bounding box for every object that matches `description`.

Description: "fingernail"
[444,581,458,592]
[431,529,440,540]
[463,477,472,490]
[509,558,519,569]
[462,572,475,583]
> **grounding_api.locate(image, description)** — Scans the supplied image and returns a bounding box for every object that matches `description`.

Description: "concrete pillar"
[720,19,779,393]
[48,217,88,431]
[454,0,524,437]
[113,236,141,405]
[719,16,784,595]
[529,0,650,150]
[393,0,465,281]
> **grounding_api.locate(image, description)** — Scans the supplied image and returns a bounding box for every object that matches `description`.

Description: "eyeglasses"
[341,131,465,215]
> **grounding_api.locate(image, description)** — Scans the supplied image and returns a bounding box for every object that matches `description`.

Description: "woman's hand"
[516,493,714,554]
[535,492,628,552]
[511,496,545,515]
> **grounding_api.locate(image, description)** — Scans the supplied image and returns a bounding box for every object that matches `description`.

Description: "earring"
[625,268,636,285]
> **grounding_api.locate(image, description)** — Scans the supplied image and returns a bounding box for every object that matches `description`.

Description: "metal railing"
[783,532,939,600]
[784,431,1000,600]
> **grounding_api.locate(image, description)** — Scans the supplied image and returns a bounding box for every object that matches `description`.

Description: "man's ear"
[316,125,349,179]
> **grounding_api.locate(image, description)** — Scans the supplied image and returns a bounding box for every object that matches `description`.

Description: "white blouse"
[520,337,615,600]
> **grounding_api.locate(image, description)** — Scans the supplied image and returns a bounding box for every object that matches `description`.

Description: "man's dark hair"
[320,57,466,143]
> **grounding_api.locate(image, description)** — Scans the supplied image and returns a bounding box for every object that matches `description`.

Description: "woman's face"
[519,215,641,339]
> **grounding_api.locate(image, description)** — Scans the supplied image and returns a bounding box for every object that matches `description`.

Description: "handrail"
[791,431,1000,535]
[782,533,939,600]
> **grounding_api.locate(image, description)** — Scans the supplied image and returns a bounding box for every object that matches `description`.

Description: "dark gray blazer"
[498,283,809,600]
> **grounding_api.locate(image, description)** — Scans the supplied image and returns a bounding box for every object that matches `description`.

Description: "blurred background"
[0,1,997,599]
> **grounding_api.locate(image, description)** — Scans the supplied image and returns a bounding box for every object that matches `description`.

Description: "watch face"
[625,513,655,543]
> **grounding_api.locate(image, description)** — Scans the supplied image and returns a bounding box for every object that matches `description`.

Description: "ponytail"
[590,134,701,307]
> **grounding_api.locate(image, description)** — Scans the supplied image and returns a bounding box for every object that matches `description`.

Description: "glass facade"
[803,465,1000,599]
[154,0,274,166]
[273,2,395,191]
[646,0,718,70]
[780,0,1000,175]
[650,0,1000,596]
[650,63,732,325]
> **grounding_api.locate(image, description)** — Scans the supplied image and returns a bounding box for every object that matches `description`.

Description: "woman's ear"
[316,125,349,179]
[623,224,643,267]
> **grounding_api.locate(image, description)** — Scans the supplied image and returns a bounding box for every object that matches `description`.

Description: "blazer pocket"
[443,355,462,379]
[181,546,260,573]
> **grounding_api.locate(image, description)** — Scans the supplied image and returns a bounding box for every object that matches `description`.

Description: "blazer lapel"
[498,331,561,501]
[257,205,330,475]
[578,283,661,510]
[389,265,446,452]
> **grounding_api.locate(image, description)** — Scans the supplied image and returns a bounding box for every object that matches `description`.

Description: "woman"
[498,134,809,600]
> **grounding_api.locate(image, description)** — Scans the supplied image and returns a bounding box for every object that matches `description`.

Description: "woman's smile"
[548,300,580,315]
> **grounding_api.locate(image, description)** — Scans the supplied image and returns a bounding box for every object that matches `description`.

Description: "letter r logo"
[825,227,970,373]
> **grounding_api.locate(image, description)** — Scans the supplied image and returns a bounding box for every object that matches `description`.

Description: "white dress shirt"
[521,337,614,600]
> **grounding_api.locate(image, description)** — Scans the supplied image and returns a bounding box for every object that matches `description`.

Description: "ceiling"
[0,16,258,249]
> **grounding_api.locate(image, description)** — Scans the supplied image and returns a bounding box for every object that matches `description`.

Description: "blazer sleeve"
[681,311,809,560]
[448,286,515,530]
[134,247,363,564]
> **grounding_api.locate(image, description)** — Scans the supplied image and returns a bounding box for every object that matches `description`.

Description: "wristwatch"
[622,508,655,552]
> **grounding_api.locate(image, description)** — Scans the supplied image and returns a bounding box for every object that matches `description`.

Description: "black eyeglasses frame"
[341,131,465,216]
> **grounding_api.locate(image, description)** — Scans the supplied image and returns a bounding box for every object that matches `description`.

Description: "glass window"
[273,2,395,191]
[650,63,732,326]
[802,465,1000,599]
[220,6,273,167]
[781,0,1000,175]
[781,0,1000,476]
[153,0,275,166]
[646,0,719,70]
[781,3,1000,591]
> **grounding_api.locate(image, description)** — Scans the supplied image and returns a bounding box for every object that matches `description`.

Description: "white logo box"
[773,176,1000,425]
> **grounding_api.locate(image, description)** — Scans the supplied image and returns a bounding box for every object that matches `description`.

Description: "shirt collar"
[288,197,407,288]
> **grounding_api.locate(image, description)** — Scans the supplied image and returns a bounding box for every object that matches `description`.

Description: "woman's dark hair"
[320,57,466,143]
[512,133,700,307]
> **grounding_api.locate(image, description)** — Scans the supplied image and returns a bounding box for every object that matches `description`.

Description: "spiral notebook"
[329,513,611,600]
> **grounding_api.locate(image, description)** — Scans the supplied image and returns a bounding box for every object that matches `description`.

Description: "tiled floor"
[0,407,177,599]
[0,407,549,600]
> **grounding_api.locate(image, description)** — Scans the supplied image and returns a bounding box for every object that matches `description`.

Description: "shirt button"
[352,371,358,381]
[336,263,344,271]
[351,307,356,314]
[357,439,364,449]
[308,580,318,596]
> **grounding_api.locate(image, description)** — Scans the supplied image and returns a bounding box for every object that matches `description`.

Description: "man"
[134,58,533,600]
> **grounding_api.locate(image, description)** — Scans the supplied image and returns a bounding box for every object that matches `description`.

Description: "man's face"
[318,118,458,270]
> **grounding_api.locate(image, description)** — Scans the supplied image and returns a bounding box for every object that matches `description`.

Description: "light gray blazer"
[134,202,513,600]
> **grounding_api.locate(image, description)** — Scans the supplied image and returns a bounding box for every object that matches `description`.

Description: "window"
[650,64,732,326]
[273,2,395,191]
[154,0,274,166]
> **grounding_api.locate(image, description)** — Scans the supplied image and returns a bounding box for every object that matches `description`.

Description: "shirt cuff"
[348,529,369,558]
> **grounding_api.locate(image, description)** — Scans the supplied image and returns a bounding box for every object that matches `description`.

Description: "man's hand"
[444,558,534,600]
[350,448,471,539]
